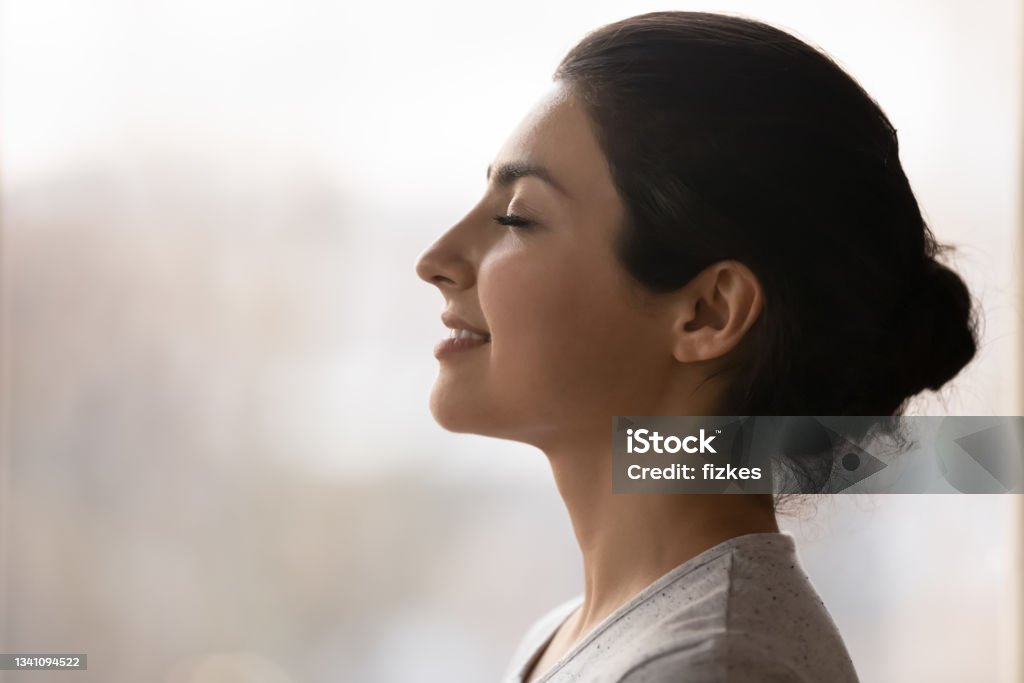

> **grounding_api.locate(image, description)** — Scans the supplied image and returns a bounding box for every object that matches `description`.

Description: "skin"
[414,81,779,682]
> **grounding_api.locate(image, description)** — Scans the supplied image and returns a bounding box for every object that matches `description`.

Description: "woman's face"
[415,82,683,450]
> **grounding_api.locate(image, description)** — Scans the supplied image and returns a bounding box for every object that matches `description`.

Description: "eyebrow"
[485,161,570,198]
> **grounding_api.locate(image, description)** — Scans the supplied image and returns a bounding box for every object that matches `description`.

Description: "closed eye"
[494,213,534,229]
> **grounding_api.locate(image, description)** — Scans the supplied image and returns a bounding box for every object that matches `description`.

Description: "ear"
[670,260,763,363]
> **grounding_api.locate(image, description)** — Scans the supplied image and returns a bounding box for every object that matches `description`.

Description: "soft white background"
[1,1,1021,682]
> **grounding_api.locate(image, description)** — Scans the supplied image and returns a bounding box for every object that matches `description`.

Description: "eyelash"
[493,213,534,230]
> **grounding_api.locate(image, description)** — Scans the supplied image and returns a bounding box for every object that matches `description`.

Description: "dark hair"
[554,12,979,442]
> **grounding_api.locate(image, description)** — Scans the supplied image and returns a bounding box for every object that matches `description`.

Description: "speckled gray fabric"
[500,532,859,683]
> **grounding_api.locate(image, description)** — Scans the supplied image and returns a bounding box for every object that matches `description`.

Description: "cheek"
[480,246,640,404]
[482,245,588,350]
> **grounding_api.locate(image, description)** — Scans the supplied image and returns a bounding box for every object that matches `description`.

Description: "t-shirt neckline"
[516,531,795,683]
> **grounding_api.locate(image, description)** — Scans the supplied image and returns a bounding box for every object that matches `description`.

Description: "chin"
[428,387,490,435]
[429,386,532,443]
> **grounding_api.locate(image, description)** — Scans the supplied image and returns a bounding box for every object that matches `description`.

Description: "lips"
[434,310,491,360]
[441,311,491,339]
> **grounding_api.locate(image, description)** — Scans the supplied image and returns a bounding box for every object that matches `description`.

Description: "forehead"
[491,83,614,201]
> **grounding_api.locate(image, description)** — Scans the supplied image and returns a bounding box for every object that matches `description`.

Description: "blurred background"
[0,0,1021,681]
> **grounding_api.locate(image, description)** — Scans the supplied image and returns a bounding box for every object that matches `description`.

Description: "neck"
[545,435,780,640]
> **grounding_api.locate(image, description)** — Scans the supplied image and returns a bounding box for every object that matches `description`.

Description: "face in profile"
[415,82,692,451]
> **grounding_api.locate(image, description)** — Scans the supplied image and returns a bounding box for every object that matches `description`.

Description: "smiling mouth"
[434,331,491,359]
[449,328,491,342]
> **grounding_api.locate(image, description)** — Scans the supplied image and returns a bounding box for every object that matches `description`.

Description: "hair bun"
[903,258,978,395]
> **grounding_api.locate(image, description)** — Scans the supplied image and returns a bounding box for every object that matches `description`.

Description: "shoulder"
[616,635,806,683]
[614,533,860,683]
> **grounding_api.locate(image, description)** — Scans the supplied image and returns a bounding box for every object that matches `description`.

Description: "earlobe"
[669,261,763,364]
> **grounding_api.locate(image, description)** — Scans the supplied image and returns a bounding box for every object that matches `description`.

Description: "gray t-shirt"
[500,532,859,683]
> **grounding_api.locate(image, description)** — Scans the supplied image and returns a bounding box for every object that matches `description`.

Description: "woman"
[415,11,978,683]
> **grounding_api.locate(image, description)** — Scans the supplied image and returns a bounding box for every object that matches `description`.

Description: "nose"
[415,221,477,291]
